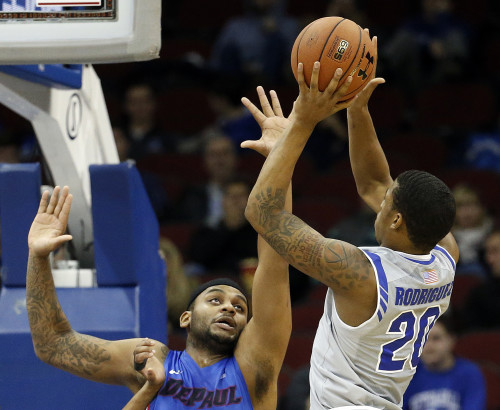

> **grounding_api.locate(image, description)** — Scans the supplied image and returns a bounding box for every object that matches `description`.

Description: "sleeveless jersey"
[309,245,456,410]
[148,350,253,409]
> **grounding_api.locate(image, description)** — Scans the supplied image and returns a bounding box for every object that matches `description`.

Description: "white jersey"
[309,245,456,410]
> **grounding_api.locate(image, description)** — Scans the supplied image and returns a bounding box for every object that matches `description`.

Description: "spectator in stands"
[209,0,299,86]
[463,111,500,173]
[462,229,500,331]
[177,135,238,227]
[112,124,130,163]
[202,73,262,151]
[452,184,493,277]
[403,315,486,409]
[303,111,350,172]
[185,177,257,278]
[326,201,378,247]
[121,82,175,160]
[279,365,310,410]
[382,0,471,94]
[0,133,20,164]
[158,236,199,331]
[112,124,171,223]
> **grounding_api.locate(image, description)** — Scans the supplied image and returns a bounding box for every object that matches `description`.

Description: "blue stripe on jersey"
[401,254,436,265]
[380,286,389,303]
[380,298,388,313]
[364,251,389,322]
[434,245,456,270]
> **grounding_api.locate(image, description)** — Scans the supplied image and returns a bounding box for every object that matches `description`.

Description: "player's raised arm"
[346,35,392,212]
[244,66,376,325]
[235,87,291,409]
[26,186,167,391]
[346,35,459,261]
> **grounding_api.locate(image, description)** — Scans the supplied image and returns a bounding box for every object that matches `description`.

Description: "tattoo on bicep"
[47,334,112,376]
[26,257,111,376]
[255,187,372,290]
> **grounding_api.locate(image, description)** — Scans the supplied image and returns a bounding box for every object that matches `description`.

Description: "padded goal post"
[0,63,119,267]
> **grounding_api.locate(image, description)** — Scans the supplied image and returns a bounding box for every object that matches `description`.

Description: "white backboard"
[0,0,161,64]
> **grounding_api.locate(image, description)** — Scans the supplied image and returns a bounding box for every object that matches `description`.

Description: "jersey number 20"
[377,306,440,372]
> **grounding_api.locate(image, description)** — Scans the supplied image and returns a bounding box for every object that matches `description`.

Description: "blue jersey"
[403,358,486,410]
[149,350,253,409]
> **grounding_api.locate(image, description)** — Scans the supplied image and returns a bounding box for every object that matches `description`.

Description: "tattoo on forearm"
[26,256,111,376]
[254,187,372,290]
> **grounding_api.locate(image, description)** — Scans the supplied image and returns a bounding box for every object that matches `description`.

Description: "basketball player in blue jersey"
[243,35,459,409]
[26,182,292,407]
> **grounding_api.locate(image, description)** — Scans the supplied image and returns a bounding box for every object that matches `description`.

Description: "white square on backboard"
[36,0,102,5]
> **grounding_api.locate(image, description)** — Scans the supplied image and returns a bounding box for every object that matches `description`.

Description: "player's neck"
[383,237,429,255]
[185,341,231,368]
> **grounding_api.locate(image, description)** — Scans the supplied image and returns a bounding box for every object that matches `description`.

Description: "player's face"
[189,286,248,352]
[374,182,397,245]
[420,322,454,369]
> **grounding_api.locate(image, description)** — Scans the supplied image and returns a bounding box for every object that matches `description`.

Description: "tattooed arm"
[245,64,377,325]
[27,186,168,391]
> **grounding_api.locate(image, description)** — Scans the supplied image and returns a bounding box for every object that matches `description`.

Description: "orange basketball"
[291,16,375,99]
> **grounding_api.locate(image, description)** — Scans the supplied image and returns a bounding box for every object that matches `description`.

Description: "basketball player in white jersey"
[242,36,458,409]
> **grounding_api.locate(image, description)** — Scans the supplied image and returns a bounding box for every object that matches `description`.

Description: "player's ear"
[179,311,192,329]
[391,212,403,230]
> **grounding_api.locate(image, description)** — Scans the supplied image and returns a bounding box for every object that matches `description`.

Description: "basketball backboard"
[0,0,161,64]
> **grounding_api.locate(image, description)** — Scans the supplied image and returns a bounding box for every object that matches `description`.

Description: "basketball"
[291,16,375,99]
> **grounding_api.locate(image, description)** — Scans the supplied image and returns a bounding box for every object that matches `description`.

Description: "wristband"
[134,356,147,372]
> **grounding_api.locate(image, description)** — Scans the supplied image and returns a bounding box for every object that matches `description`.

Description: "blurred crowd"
[1,0,500,408]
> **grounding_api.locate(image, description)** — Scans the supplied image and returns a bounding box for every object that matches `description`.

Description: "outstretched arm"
[346,35,459,260]
[346,35,392,212]
[235,88,292,409]
[26,186,167,391]
[244,65,376,326]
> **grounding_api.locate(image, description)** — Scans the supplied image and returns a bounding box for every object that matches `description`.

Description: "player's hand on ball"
[241,87,290,157]
[293,62,353,128]
[348,77,385,111]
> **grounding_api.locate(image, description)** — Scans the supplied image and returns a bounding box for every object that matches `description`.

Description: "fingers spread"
[241,97,266,125]
[58,193,73,227]
[257,86,274,117]
[269,90,283,117]
[309,61,320,91]
[325,68,344,94]
[53,186,69,218]
[297,63,307,93]
[46,186,60,214]
[336,75,353,99]
[38,190,50,214]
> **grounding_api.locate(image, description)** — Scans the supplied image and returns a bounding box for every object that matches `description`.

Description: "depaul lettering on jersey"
[159,377,243,408]
[395,281,454,306]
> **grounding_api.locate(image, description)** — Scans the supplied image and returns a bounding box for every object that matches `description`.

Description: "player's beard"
[189,312,242,356]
